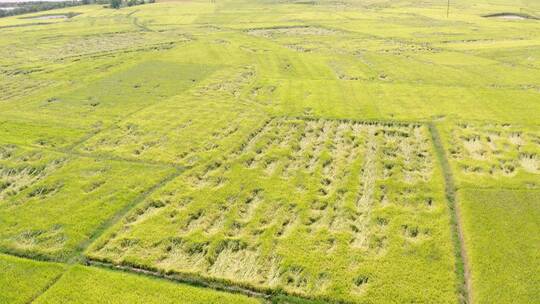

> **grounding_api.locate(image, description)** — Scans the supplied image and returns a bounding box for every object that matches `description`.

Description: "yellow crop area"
[0,0,538,303]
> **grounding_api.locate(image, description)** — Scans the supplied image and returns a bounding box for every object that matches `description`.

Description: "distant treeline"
[109,0,155,9]
[0,0,155,18]
[0,1,84,18]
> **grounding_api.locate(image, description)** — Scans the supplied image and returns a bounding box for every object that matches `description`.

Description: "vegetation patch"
[48,32,190,61]
[247,26,338,38]
[0,157,174,260]
[77,68,268,165]
[444,123,539,188]
[0,144,64,201]
[0,254,64,304]
[0,70,54,102]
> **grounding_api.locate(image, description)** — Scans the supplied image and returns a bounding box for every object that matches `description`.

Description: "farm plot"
[43,31,190,62]
[0,254,64,304]
[88,118,457,303]
[457,189,540,304]
[239,27,540,124]
[437,120,540,304]
[17,60,216,129]
[0,144,64,201]
[1,0,539,303]
[77,70,269,166]
[0,59,216,150]
[441,122,539,188]
[247,26,339,39]
[0,6,188,66]
[0,120,89,151]
[33,265,262,304]
[0,72,54,103]
[0,153,174,260]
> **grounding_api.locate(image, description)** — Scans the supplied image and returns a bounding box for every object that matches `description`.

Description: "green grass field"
[0,0,538,303]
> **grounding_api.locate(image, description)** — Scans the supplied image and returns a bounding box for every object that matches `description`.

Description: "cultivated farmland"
[0,0,539,303]
[88,118,456,303]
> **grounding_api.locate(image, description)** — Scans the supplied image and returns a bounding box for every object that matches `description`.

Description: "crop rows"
[88,117,455,303]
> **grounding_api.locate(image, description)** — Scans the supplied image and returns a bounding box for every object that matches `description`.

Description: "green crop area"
[0,147,175,260]
[33,265,261,304]
[437,121,540,303]
[0,254,64,304]
[0,0,538,303]
[457,190,539,304]
[0,254,261,304]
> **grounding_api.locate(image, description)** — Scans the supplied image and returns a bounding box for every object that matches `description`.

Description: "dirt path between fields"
[428,122,473,304]
[454,196,473,304]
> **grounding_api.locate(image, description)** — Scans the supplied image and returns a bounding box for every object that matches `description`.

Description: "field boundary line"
[126,9,139,18]
[256,74,540,92]
[0,245,66,264]
[86,259,354,304]
[26,270,66,304]
[458,185,540,192]
[70,167,185,264]
[287,114,425,126]
[87,260,272,300]
[67,149,185,169]
[428,122,472,304]
[0,139,183,171]
[132,16,154,32]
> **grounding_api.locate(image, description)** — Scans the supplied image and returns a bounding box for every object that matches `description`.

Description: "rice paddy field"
[0,0,538,303]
